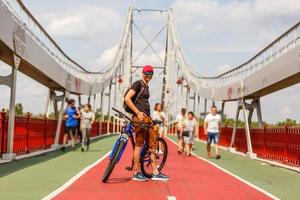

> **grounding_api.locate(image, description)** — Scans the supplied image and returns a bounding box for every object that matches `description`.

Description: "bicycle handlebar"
[112,107,162,127]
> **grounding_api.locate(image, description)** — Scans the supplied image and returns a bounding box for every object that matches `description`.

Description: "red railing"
[0,112,112,157]
[168,125,300,166]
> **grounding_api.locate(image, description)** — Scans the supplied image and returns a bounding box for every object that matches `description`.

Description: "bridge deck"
[0,135,299,200]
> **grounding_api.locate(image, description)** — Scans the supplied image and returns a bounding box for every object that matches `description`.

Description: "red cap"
[142,65,154,73]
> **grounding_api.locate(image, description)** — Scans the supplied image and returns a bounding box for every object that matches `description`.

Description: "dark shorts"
[64,126,76,135]
[207,132,219,144]
[177,130,183,140]
[132,116,158,150]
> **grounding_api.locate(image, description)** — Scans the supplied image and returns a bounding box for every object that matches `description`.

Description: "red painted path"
[54,139,272,200]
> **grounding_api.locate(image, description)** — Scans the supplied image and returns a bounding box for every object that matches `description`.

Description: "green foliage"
[276,118,298,126]
[15,103,23,115]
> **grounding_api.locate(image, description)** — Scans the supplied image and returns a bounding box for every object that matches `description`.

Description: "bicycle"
[102,107,168,183]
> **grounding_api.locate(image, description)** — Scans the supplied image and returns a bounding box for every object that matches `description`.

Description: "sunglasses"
[144,72,153,76]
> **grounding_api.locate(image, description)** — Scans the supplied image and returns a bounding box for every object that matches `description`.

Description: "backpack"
[123,80,146,114]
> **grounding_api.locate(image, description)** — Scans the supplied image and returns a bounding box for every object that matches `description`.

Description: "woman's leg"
[185,142,189,155]
[70,128,76,148]
[81,128,87,148]
[158,126,163,152]
[86,128,91,149]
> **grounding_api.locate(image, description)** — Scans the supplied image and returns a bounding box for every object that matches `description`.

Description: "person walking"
[204,105,221,159]
[182,111,197,156]
[175,108,186,154]
[124,65,169,182]
[77,106,83,144]
[80,104,95,152]
[152,103,167,154]
[61,99,80,151]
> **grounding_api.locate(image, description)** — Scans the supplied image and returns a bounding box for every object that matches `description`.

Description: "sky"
[0,0,300,123]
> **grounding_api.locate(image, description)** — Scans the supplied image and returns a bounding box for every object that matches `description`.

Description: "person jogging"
[204,105,221,159]
[61,99,80,151]
[124,65,169,182]
[80,104,95,152]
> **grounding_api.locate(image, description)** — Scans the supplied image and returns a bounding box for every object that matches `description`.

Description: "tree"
[15,103,23,115]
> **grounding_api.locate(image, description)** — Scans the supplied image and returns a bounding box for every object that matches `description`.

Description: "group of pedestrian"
[175,105,221,159]
[60,99,95,152]
[175,108,198,156]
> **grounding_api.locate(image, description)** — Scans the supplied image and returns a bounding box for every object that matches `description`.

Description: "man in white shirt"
[204,105,221,159]
[175,108,186,154]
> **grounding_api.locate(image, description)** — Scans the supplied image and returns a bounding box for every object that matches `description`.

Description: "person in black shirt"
[124,65,169,182]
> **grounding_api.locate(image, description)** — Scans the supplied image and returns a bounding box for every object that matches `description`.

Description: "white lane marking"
[166,137,280,200]
[167,196,177,200]
[41,151,111,200]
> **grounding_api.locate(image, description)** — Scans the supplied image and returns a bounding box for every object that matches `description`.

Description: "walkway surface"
[53,139,271,200]
[0,135,299,200]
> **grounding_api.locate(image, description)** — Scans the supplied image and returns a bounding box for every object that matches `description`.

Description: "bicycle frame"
[109,121,149,164]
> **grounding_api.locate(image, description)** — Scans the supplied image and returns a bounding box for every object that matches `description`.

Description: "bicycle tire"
[140,137,168,178]
[102,139,126,183]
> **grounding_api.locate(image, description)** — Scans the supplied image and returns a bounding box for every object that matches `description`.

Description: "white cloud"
[93,45,118,71]
[172,0,300,56]
[46,5,121,40]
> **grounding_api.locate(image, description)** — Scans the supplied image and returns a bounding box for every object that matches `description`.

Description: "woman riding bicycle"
[124,65,169,182]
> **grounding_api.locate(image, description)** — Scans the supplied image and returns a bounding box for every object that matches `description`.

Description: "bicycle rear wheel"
[102,139,126,183]
[140,137,168,178]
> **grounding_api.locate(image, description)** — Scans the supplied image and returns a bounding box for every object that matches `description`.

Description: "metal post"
[242,99,256,158]
[161,20,169,106]
[248,108,254,128]
[221,101,225,122]
[230,100,240,149]
[192,92,196,114]
[113,116,116,133]
[107,82,112,133]
[99,90,104,134]
[52,93,66,148]
[88,95,91,104]
[45,89,52,118]
[129,14,133,85]
[198,95,201,118]
[114,79,117,108]
[256,98,264,128]
[204,98,207,118]
[93,94,96,111]
[78,95,84,108]
[3,55,20,160]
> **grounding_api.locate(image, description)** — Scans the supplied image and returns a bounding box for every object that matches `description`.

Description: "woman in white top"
[182,112,198,156]
[152,103,167,154]
[80,104,95,152]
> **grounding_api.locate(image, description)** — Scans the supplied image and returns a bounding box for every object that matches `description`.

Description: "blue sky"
[1,0,300,123]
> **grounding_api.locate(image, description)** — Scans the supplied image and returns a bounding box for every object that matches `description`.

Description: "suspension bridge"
[0,0,300,199]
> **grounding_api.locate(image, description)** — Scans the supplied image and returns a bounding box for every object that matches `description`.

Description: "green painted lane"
[168,135,300,200]
[0,135,118,200]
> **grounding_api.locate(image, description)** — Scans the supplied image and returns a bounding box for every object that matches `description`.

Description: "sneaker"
[177,150,182,154]
[132,172,148,182]
[60,146,65,152]
[207,153,211,158]
[216,155,221,159]
[151,173,170,181]
[81,147,84,152]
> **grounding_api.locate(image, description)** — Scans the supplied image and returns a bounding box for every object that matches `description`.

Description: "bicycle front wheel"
[140,137,168,178]
[102,139,126,183]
